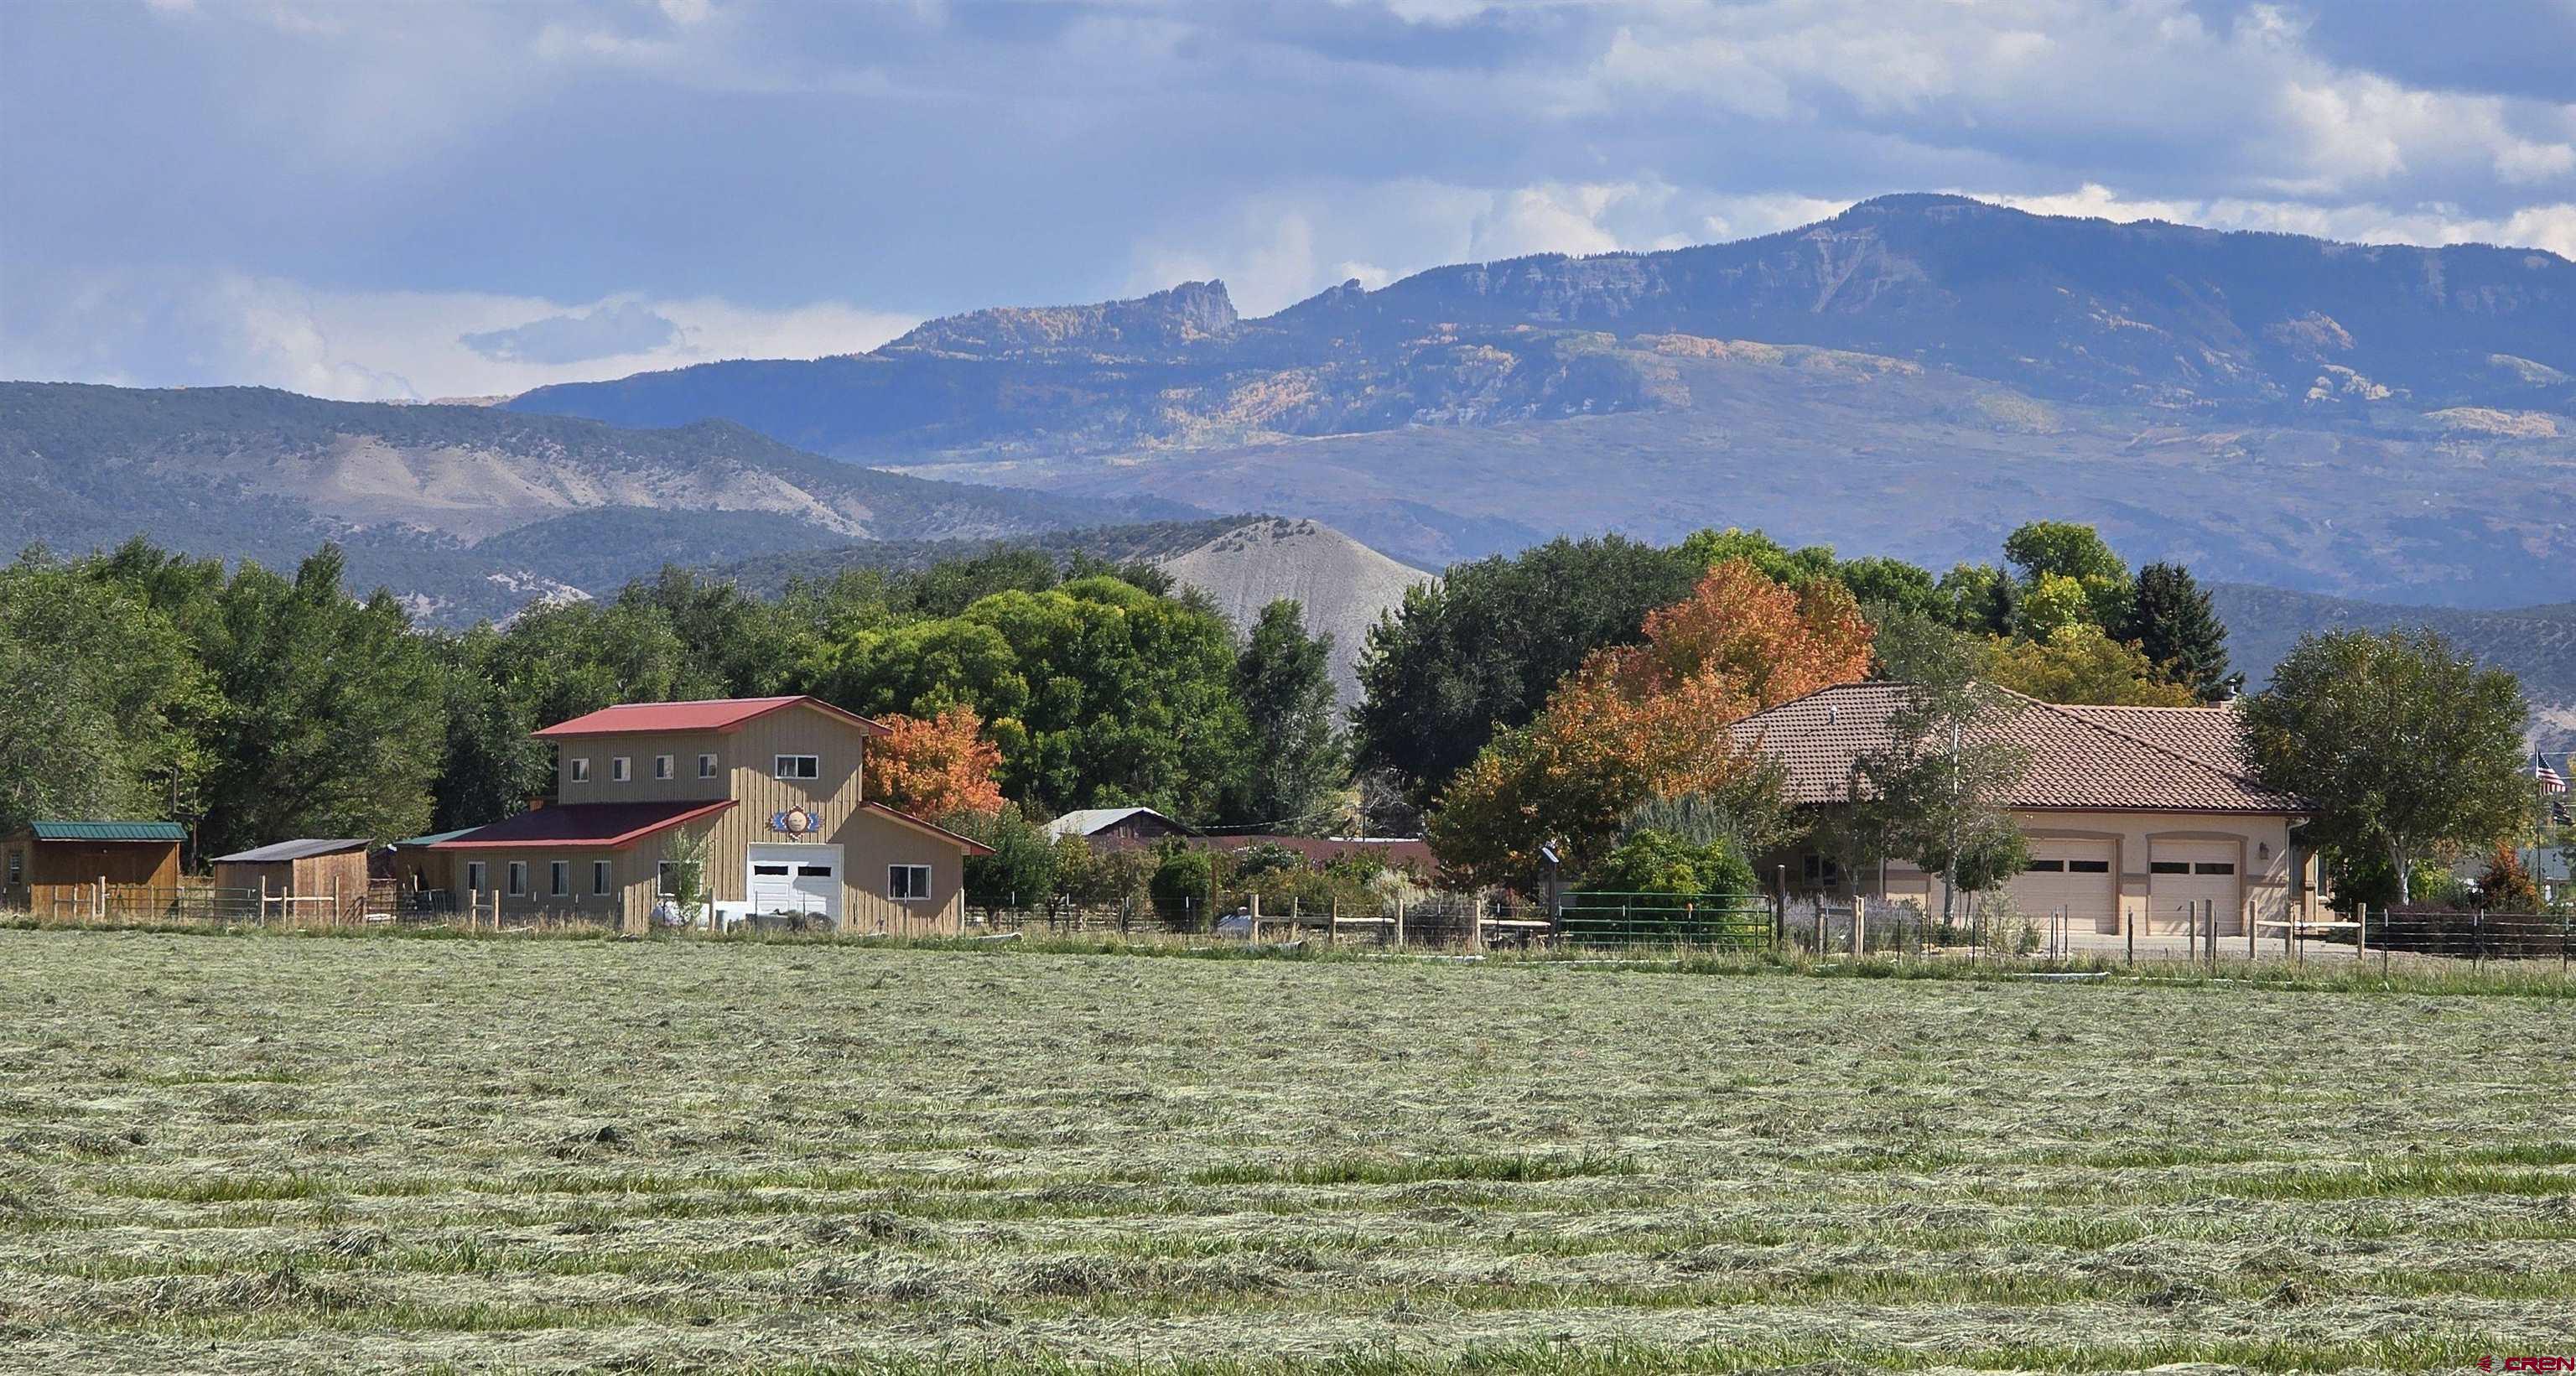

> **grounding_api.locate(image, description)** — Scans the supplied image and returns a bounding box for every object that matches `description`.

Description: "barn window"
[611,757,631,782]
[699,753,718,778]
[466,861,486,893]
[506,861,527,897]
[888,865,931,901]
[549,860,569,897]
[775,755,819,780]
[592,860,612,896]
[569,757,590,784]
[654,755,673,780]
[4,849,18,885]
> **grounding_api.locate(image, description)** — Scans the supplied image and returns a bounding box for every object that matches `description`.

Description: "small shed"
[210,839,373,917]
[3,821,184,904]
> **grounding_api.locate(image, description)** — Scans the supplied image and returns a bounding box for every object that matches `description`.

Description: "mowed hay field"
[3,935,2574,1374]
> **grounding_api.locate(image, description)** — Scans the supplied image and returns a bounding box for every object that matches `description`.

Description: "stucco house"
[425,696,991,932]
[1729,683,2319,938]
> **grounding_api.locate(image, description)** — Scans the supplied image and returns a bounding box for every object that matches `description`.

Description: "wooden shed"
[3,820,184,907]
[210,839,373,919]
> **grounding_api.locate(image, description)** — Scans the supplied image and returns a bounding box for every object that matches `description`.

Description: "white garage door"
[2010,839,2117,934]
[746,843,843,919]
[2148,841,2240,937]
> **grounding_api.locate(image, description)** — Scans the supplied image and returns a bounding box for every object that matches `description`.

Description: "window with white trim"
[465,861,486,894]
[611,756,631,782]
[568,757,590,784]
[698,753,718,779]
[549,860,569,896]
[654,755,673,780]
[506,861,528,897]
[592,860,613,896]
[774,754,819,780]
[888,865,931,901]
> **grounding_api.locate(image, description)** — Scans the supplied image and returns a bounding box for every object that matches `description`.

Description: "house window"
[1800,854,1839,885]
[592,860,612,896]
[548,860,569,896]
[699,753,718,779]
[466,861,486,894]
[888,865,931,901]
[506,861,528,897]
[569,757,590,784]
[611,756,631,782]
[654,755,673,780]
[775,754,819,780]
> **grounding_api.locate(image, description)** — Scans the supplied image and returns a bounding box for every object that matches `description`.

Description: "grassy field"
[3,931,2573,1373]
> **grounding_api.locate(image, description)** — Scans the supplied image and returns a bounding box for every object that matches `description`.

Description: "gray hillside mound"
[1156,518,1433,705]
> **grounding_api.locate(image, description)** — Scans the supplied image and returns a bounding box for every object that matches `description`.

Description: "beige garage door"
[2148,840,2241,937]
[2010,839,2117,935]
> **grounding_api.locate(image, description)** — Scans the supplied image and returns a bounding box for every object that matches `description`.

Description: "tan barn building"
[2,820,184,907]
[1731,683,2319,940]
[424,696,991,932]
[210,839,373,919]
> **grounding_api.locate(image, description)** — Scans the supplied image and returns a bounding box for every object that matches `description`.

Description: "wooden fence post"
[1853,896,1867,958]
[1248,891,1261,943]
[1394,897,1406,950]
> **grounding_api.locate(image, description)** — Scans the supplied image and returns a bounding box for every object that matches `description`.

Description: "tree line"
[0,540,1347,859]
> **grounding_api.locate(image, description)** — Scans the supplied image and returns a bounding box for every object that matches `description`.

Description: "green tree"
[1844,647,2033,925]
[953,803,1057,914]
[427,626,549,831]
[1936,563,2018,636]
[2002,521,2127,585]
[195,547,447,852]
[2241,628,2532,904]
[0,560,213,837]
[1676,527,1837,584]
[1981,624,2198,706]
[1228,600,1346,831]
[2126,562,2241,702]
[1149,844,1215,926]
[1836,556,1945,621]
[1353,534,1698,805]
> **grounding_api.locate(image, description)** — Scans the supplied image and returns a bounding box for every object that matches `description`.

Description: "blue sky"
[5,0,2573,401]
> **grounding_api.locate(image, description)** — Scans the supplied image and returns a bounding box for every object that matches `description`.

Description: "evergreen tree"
[2127,562,2242,702]
[1228,600,1346,832]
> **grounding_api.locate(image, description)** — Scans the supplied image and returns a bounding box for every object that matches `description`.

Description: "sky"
[4,0,2573,402]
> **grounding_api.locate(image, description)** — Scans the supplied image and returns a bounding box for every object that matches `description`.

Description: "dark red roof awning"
[430,800,737,850]
[533,696,889,740]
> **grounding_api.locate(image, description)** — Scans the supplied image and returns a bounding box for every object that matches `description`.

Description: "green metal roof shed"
[27,821,187,843]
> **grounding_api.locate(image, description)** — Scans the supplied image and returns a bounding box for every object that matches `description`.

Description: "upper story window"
[568,757,590,784]
[611,756,631,782]
[699,753,719,779]
[774,754,820,781]
[654,755,673,780]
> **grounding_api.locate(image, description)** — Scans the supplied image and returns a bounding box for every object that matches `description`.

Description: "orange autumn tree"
[1427,560,1872,889]
[868,704,1005,820]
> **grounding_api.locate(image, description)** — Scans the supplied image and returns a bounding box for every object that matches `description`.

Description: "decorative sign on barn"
[767,807,821,839]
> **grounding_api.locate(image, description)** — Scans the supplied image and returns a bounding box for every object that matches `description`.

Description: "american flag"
[2537,750,2569,795]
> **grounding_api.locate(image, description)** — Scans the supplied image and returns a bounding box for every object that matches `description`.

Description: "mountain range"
[507,194,2576,605]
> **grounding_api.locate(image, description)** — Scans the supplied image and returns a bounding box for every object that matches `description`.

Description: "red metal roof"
[429,800,737,850]
[532,696,889,740]
[860,800,996,856]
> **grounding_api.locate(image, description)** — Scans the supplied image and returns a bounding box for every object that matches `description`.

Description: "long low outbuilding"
[210,839,374,918]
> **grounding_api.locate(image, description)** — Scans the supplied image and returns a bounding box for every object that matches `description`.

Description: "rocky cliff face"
[880,280,1239,360]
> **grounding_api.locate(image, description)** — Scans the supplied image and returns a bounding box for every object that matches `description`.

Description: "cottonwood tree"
[1981,624,2197,706]
[1228,600,1345,833]
[2241,629,2532,905]
[1427,560,1872,890]
[868,704,1005,819]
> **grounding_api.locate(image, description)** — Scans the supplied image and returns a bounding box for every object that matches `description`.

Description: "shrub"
[1583,828,1755,901]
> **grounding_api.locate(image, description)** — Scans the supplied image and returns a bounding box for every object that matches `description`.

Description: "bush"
[1583,829,1756,901]
[1149,845,1214,926]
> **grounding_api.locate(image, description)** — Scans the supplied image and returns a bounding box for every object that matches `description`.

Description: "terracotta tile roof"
[533,696,888,739]
[429,800,737,849]
[1729,683,2307,815]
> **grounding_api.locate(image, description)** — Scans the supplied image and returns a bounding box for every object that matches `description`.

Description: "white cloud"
[1972,183,2576,261]
[0,270,918,402]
